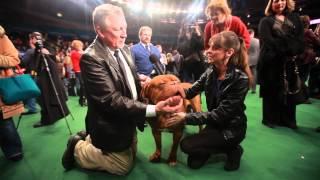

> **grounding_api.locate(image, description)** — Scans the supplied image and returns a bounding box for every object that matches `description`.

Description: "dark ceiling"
[0,0,319,44]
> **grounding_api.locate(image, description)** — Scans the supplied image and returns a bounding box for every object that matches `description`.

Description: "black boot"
[187,154,210,169]
[262,120,275,128]
[224,145,244,171]
[76,130,87,139]
[62,135,82,171]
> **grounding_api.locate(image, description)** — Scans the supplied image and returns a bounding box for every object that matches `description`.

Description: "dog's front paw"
[167,160,177,166]
[167,155,177,166]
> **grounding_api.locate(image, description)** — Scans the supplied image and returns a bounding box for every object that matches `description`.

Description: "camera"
[34,35,44,50]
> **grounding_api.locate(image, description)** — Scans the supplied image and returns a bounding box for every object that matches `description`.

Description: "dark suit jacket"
[80,37,147,152]
[130,43,161,76]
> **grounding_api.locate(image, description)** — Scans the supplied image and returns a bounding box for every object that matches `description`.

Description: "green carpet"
[1,91,319,180]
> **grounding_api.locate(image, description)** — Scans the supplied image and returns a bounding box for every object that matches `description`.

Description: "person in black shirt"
[166,31,249,171]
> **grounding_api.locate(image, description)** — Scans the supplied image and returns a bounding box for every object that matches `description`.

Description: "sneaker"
[187,154,210,169]
[224,145,244,171]
[62,135,82,171]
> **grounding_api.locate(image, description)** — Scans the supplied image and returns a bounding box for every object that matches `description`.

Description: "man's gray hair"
[92,4,124,32]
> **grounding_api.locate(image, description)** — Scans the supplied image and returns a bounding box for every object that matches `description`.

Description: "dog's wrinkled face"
[142,75,183,104]
[142,75,186,129]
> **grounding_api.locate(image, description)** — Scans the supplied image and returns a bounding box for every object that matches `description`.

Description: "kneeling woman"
[166,31,249,171]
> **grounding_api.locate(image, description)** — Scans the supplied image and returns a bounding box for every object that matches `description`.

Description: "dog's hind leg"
[167,130,183,166]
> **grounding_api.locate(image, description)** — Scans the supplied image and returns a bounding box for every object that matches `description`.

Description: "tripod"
[17,47,75,135]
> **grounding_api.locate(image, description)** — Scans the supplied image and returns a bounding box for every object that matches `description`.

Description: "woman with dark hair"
[166,31,249,171]
[257,0,304,129]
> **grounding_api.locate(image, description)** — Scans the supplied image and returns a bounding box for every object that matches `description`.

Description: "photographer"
[177,22,205,83]
[26,32,69,128]
[20,32,46,115]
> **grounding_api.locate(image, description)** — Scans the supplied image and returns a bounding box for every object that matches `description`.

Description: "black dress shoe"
[8,153,23,161]
[33,121,46,128]
[62,135,82,171]
[79,98,87,106]
[187,154,210,169]
[262,121,275,128]
[287,123,298,130]
[302,99,312,104]
[224,145,244,171]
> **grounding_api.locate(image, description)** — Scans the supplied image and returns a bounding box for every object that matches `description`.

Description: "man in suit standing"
[61,4,183,175]
[131,26,162,77]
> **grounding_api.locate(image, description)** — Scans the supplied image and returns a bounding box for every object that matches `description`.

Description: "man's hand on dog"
[155,96,183,114]
[139,74,151,87]
[164,112,186,128]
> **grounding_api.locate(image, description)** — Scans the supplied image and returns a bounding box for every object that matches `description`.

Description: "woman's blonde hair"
[264,0,295,16]
[209,31,248,70]
[205,0,231,18]
[71,40,84,51]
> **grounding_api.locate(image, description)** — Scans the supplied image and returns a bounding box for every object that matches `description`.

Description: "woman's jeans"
[0,118,23,159]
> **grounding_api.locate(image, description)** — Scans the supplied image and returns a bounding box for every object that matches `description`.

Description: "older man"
[131,26,162,77]
[61,4,182,175]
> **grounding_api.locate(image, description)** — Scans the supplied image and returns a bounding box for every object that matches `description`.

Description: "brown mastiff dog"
[141,74,202,166]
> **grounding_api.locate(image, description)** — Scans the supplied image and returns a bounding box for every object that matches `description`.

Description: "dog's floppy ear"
[140,83,150,104]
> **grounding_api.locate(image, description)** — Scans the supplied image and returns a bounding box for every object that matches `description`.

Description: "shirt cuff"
[146,105,156,117]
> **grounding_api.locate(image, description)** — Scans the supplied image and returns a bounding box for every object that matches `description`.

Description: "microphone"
[149,54,165,75]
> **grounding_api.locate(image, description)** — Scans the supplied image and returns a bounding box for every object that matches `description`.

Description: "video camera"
[30,32,44,50]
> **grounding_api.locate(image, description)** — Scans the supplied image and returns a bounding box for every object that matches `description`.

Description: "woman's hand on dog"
[176,86,186,98]
[165,112,187,128]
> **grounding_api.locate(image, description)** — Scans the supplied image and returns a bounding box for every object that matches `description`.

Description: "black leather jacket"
[185,65,249,139]
[80,37,147,152]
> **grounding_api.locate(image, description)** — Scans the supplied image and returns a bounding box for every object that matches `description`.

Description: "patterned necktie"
[145,45,150,54]
[114,50,128,83]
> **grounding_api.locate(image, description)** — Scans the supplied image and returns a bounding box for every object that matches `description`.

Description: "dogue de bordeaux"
[141,74,202,166]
